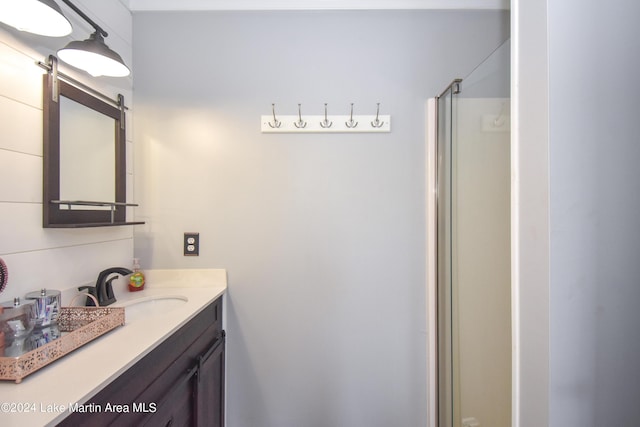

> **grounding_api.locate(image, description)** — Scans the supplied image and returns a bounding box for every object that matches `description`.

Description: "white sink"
[119,295,188,323]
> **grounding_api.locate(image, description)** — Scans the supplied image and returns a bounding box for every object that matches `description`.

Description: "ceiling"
[125,0,509,11]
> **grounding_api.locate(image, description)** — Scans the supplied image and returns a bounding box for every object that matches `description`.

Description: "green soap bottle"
[128,258,145,292]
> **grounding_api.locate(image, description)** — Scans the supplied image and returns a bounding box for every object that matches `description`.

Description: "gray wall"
[132,10,508,427]
[549,1,640,425]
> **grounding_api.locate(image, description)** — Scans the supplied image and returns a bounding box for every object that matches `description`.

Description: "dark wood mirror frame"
[43,72,140,228]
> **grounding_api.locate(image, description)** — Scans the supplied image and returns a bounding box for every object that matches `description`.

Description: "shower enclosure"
[431,39,511,427]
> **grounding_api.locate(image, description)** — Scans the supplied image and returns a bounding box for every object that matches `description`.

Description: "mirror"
[42,70,139,227]
[59,95,115,204]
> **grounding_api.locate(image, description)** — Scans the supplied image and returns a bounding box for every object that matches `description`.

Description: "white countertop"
[0,269,227,427]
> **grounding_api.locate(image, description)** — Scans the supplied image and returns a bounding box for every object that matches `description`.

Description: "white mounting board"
[261,115,391,133]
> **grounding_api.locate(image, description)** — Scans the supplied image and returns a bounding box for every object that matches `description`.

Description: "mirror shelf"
[44,222,145,229]
[49,200,144,228]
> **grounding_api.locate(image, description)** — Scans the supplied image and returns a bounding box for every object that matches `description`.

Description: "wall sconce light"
[57,0,130,77]
[0,0,72,37]
[57,29,130,77]
[0,0,130,77]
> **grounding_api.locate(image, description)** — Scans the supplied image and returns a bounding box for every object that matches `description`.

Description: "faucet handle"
[78,285,98,306]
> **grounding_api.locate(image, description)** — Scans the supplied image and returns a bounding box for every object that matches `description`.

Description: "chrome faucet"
[79,267,133,307]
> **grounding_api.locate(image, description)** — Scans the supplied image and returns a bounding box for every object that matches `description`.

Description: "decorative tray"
[0,306,125,383]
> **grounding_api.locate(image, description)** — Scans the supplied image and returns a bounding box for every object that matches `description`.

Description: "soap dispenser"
[128,258,145,292]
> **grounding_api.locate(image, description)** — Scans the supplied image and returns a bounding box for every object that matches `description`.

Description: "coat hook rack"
[261,102,390,133]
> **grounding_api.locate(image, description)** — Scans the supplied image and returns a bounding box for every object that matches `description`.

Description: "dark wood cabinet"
[58,296,225,427]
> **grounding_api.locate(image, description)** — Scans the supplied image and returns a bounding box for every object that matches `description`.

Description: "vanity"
[0,269,226,427]
[0,56,227,426]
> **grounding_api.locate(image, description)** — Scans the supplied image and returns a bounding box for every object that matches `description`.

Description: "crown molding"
[127,0,509,12]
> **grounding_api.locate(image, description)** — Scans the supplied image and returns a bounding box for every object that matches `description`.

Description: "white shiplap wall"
[0,0,136,302]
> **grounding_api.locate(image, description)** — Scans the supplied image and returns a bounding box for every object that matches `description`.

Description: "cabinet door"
[196,331,225,427]
[140,365,198,427]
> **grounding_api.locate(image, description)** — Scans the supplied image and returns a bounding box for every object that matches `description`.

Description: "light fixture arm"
[60,0,108,37]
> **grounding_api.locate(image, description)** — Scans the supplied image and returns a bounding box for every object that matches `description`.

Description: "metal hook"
[268,103,281,128]
[371,103,384,128]
[493,102,507,127]
[320,103,333,128]
[345,103,358,128]
[294,103,307,128]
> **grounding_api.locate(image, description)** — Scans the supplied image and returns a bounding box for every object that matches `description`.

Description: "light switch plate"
[184,232,199,256]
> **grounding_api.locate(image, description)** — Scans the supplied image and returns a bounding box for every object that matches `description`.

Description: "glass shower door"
[436,39,511,427]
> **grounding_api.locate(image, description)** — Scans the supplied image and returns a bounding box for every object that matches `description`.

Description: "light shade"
[0,0,72,37]
[57,31,130,77]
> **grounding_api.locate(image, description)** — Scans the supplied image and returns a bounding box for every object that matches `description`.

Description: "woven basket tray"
[0,306,125,383]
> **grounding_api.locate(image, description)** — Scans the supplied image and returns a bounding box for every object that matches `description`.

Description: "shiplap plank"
[0,238,133,302]
[0,41,44,108]
[0,203,133,255]
[0,150,41,203]
[0,95,42,155]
